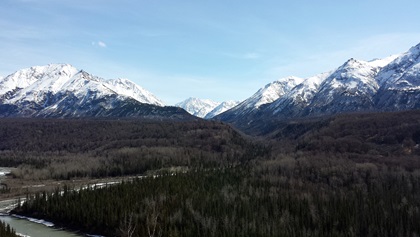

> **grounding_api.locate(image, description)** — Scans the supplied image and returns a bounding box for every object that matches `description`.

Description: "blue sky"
[1,0,420,105]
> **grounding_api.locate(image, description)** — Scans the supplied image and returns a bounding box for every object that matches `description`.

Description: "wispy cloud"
[98,41,107,48]
[91,41,107,48]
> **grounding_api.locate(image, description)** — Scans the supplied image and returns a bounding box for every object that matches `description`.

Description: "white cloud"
[98,41,107,48]
[91,41,107,48]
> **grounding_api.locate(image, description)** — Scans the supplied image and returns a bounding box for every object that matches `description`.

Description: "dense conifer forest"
[13,164,420,236]
[0,220,18,237]
[4,110,420,236]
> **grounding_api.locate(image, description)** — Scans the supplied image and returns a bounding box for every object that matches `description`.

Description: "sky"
[1,0,420,105]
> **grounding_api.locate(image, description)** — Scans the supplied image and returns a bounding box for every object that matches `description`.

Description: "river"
[0,167,124,237]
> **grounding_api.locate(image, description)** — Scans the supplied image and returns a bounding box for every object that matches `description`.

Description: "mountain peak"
[175,97,219,118]
[176,98,239,119]
[0,64,78,96]
[0,64,169,117]
[217,42,420,131]
[33,63,78,75]
[276,76,304,84]
[250,76,303,108]
[340,58,367,69]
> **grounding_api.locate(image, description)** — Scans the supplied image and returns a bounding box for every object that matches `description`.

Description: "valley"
[2,1,420,236]
[0,110,418,236]
[0,40,420,237]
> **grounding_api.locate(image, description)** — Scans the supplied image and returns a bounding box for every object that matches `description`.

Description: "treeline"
[13,164,420,237]
[0,119,265,179]
[0,221,18,237]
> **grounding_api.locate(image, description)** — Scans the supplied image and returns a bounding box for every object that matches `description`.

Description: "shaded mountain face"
[0,64,192,120]
[215,43,420,133]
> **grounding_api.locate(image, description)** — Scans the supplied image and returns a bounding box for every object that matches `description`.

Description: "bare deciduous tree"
[145,198,162,237]
[119,212,137,237]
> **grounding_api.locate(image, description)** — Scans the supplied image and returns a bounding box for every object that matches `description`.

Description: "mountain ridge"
[0,64,192,120]
[2,42,420,125]
[215,42,420,133]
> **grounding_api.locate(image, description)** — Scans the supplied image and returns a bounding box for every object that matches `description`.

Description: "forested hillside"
[0,119,262,180]
[264,110,420,169]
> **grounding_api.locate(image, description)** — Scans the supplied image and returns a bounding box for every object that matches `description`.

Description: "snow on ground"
[12,214,54,227]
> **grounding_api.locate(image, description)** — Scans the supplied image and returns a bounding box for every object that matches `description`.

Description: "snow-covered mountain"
[242,76,304,110]
[215,42,420,131]
[374,43,420,110]
[175,97,219,118]
[216,76,304,122]
[0,64,191,119]
[0,64,164,106]
[175,98,239,119]
[268,72,332,117]
[303,58,381,115]
[3,42,420,123]
[204,100,239,119]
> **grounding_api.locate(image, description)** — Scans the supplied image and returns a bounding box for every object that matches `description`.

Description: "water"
[0,167,109,237]
[0,215,83,237]
[0,167,11,176]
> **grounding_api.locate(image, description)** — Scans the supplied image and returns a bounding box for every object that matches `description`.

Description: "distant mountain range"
[1,42,420,129]
[215,42,420,133]
[175,98,239,119]
[0,64,191,119]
